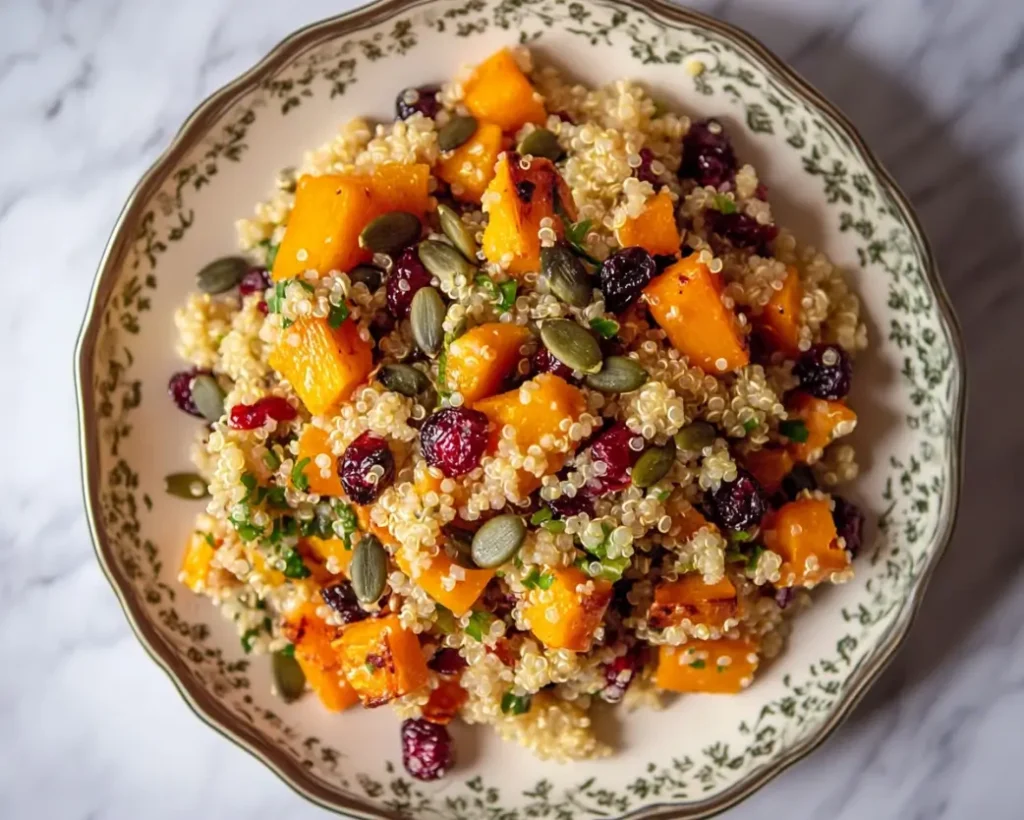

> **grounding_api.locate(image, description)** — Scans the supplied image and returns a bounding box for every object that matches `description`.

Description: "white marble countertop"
[2,0,1022,817]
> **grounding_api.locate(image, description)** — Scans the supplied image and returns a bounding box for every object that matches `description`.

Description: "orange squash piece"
[283,603,359,712]
[244,543,286,587]
[763,497,851,587]
[675,503,714,540]
[742,447,794,495]
[784,391,857,463]
[394,549,493,617]
[272,164,430,281]
[648,575,739,631]
[413,462,470,508]
[437,122,505,203]
[524,566,612,652]
[445,322,531,404]
[422,678,468,725]
[463,48,546,133]
[181,531,216,593]
[335,614,430,706]
[616,191,680,255]
[295,425,343,496]
[655,638,759,694]
[268,317,373,416]
[305,536,354,576]
[643,255,749,373]
[756,265,803,357]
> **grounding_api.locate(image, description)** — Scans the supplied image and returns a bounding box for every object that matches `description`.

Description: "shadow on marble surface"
[720,3,1024,729]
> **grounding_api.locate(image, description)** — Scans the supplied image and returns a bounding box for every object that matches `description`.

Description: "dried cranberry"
[256,300,268,315]
[587,423,641,495]
[774,587,795,609]
[532,346,573,380]
[794,343,853,400]
[238,267,271,297]
[339,432,395,504]
[598,247,656,313]
[633,148,661,186]
[707,468,767,532]
[401,718,453,781]
[429,648,467,676]
[481,579,517,618]
[547,491,595,519]
[601,646,644,703]
[653,254,678,273]
[679,119,737,188]
[228,396,298,430]
[832,496,865,558]
[168,368,207,417]
[704,209,779,255]
[395,85,441,120]
[754,183,769,201]
[387,247,433,319]
[420,407,490,477]
[320,582,368,625]
[780,463,817,500]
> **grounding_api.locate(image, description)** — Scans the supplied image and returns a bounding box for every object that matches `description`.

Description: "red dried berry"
[679,119,737,188]
[547,491,595,519]
[168,368,207,417]
[387,247,433,319]
[339,431,396,504]
[320,582,368,625]
[429,648,467,676]
[600,645,644,703]
[773,587,796,609]
[598,247,656,313]
[420,407,490,477]
[587,423,641,495]
[832,496,865,558]
[401,718,453,781]
[633,147,661,185]
[532,346,573,380]
[228,396,298,430]
[704,209,779,256]
[395,85,441,120]
[707,468,767,532]
[238,267,271,297]
[794,343,853,401]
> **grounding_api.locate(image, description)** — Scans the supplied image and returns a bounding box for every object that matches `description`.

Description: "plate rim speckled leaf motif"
[75,0,966,817]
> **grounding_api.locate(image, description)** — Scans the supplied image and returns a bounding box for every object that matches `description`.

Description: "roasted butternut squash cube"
[295,425,343,496]
[784,392,857,463]
[335,614,430,706]
[446,322,531,404]
[422,678,468,725]
[180,531,216,593]
[437,122,505,203]
[763,497,851,587]
[283,603,359,712]
[756,265,803,357]
[616,191,680,255]
[394,549,493,617]
[524,566,612,652]
[742,447,794,495]
[655,638,759,693]
[268,317,373,416]
[643,255,749,373]
[272,164,430,281]
[648,575,739,631]
[413,462,470,508]
[463,48,546,133]
[305,536,354,576]
[674,503,714,540]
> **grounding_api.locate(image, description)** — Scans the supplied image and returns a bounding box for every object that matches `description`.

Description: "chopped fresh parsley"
[334,503,359,549]
[529,507,553,526]
[689,659,707,670]
[541,519,566,534]
[264,486,288,509]
[497,279,518,313]
[240,628,261,654]
[201,532,217,548]
[745,545,765,572]
[263,448,281,472]
[240,472,258,503]
[590,317,619,339]
[730,530,753,543]
[562,218,601,265]
[465,610,493,642]
[266,281,288,315]
[259,239,280,270]
[296,279,316,294]
[291,457,311,492]
[328,301,350,329]
[779,419,810,443]
[742,418,758,434]
[712,194,738,215]
[280,643,295,658]
[500,692,532,716]
[434,605,456,635]
[655,488,672,502]
[365,660,378,675]
[577,553,630,582]
[282,549,311,579]
[521,567,555,591]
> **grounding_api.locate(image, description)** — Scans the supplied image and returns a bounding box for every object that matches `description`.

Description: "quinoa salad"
[172,47,868,780]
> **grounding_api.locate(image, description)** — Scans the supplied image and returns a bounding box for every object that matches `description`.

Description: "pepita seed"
[540,319,603,375]
[632,439,677,489]
[377,363,431,397]
[471,514,526,568]
[349,264,383,291]
[674,421,717,453]
[446,529,476,568]
[541,244,593,307]
[190,374,226,422]
[437,203,478,261]
[438,115,478,152]
[411,286,446,358]
[272,651,306,703]
[359,211,421,255]
[418,239,476,280]
[164,472,209,499]
[584,356,648,394]
[518,128,563,161]
[196,256,248,294]
[350,534,388,604]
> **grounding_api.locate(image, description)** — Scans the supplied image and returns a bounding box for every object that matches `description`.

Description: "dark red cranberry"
[587,423,641,495]
[794,343,853,400]
[256,300,268,315]
[653,254,678,273]
[395,85,441,120]
[339,432,396,504]
[754,183,769,201]
[704,209,779,256]
[600,646,644,703]
[481,579,517,618]
[832,496,865,558]
[773,587,795,609]
[420,407,490,477]
[598,247,656,313]
[547,491,595,519]
[532,346,573,380]
[228,396,298,430]
[707,468,767,532]
[320,582,368,625]
[239,267,271,297]
[387,247,433,319]
[633,148,662,185]
[429,648,467,676]
[679,119,737,188]
[168,368,207,417]
[781,464,817,500]
[401,718,453,781]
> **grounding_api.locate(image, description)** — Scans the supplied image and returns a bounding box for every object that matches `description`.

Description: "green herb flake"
[265,486,288,509]
[475,274,498,298]
[541,519,566,534]
[240,628,261,654]
[742,418,758,434]
[282,549,311,579]
[365,661,377,675]
[746,545,765,572]
[296,279,316,294]
[261,240,280,270]
[465,610,493,642]
[724,548,746,563]
[334,503,359,549]
[589,317,619,339]
[689,659,707,670]
[496,279,518,313]
[233,520,263,542]
[730,530,753,543]
[500,692,532,716]
[240,472,257,503]
[779,419,810,443]
[563,218,601,265]
[328,301,350,329]
[529,507,553,526]
[280,643,296,658]
[201,532,217,548]
[434,605,457,635]
[712,194,738,215]
[263,449,281,471]
[655,489,672,502]
[267,281,288,315]
[291,457,311,492]
[717,664,727,673]
[521,567,555,591]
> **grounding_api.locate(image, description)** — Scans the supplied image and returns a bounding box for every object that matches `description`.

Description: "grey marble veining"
[1,0,1021,817]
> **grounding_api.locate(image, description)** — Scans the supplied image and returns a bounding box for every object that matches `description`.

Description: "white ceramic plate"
[76,0,966,817]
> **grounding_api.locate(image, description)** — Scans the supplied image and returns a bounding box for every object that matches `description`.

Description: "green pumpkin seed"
[350,534,388,604]
[541,244,593,307]
[540,319,603,375]
[584,356,648,394]
[446,529,476,568]
[438,115,478,152]
[164,472,209,499]
[518,128,563,161]
[437,203,478,261]
[359,211,421,255]
[196,256,249,294]
[349,264,383,291]
[411,286,446,358]
[418,239,476,280]
[377,363,431,397]
[471,514,526,568]
[674,421,717,453]
[272,651,306,703]
[632,439,677,489]
[190,374,225,422]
